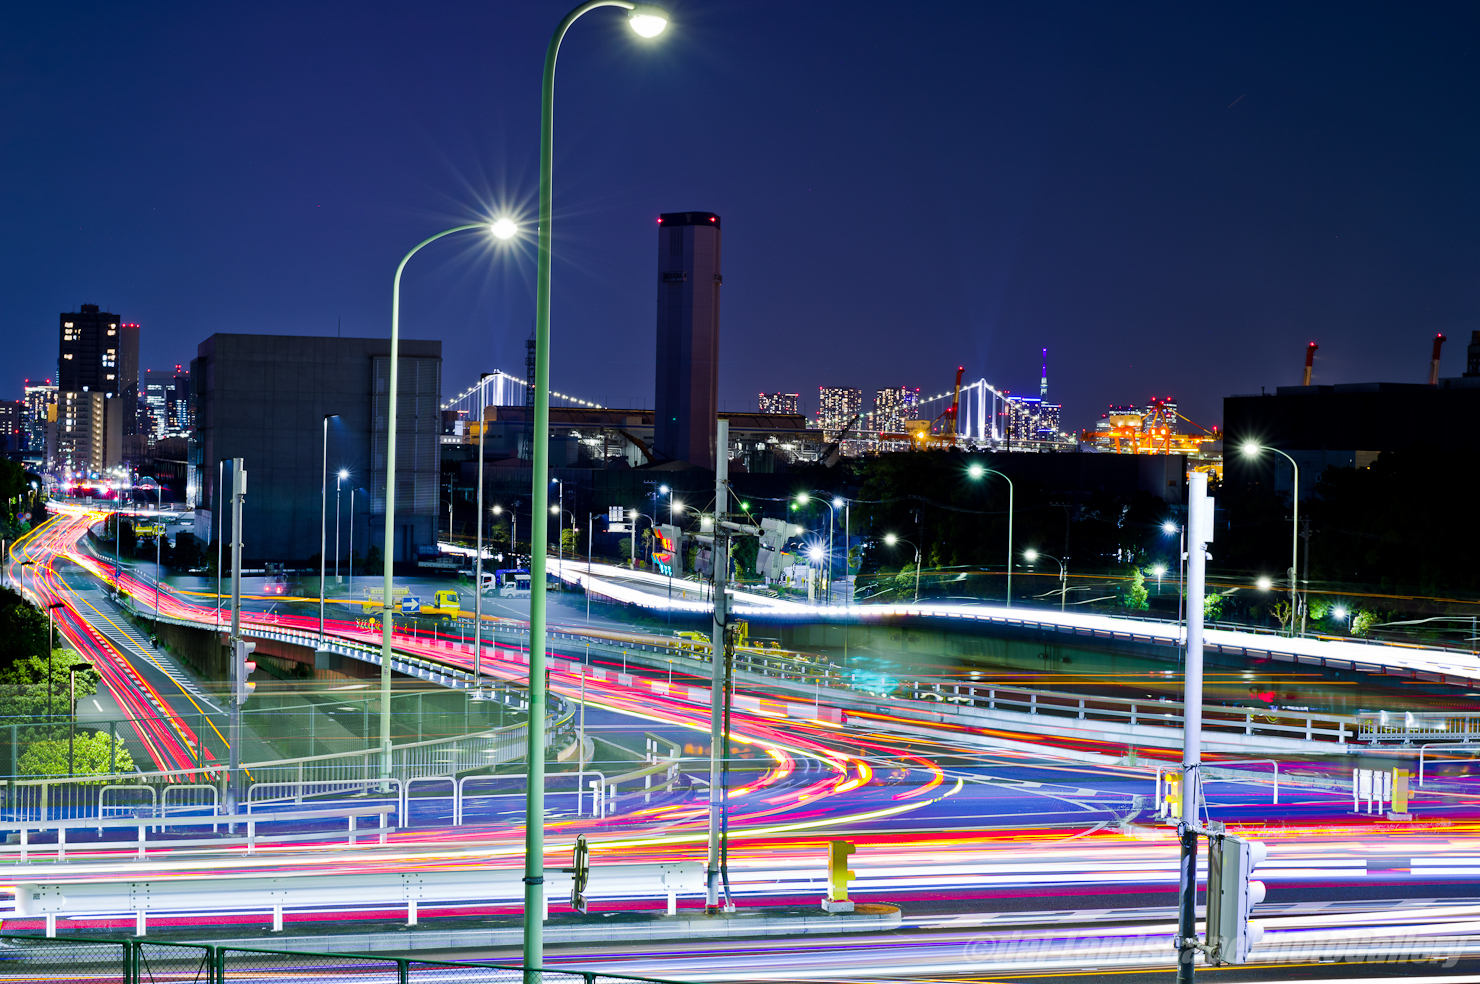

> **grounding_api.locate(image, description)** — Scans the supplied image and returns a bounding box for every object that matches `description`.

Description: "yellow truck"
[419,589,465,620]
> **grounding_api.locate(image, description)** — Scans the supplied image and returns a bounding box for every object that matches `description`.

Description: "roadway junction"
[2,502,1480,981]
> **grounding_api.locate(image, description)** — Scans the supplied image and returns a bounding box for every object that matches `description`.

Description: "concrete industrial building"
[1224,372,1480,499]
[192,334,442,565]
[654,211,722,469]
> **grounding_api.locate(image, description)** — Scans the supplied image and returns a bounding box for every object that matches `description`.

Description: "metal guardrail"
[2,709,575,825]
[0,936,693,984]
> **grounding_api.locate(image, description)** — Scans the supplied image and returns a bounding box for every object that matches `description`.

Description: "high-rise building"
[193,334,442,564]
[0,401,23,453]
[653,211,722,469]
[55,390,123,474]
[758,392,799,415]
[142,366,193,441]
[58,305,139,435]
[22,380,56,454]
[872,385,920,434]
[1006,395,1063,444]
[817,386,863,437]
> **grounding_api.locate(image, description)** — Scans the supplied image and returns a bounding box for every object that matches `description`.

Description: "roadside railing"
[0,936,693,984]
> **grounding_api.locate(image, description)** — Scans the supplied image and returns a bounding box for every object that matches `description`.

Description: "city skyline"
[1,3,1475,432]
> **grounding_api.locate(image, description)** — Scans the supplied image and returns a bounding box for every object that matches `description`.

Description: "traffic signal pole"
[1176,470,1213,982]
[706,419,730,911]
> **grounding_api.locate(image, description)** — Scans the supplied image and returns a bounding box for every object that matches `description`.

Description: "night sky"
[2,2,1476,432]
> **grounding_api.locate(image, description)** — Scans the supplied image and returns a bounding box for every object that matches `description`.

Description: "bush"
[1351,610,1379,637]
[18,731,134,777]
[1125,568,1149,610]
[1204,593,1225,621]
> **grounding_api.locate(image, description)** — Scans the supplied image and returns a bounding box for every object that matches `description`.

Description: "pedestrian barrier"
[0,804,395,863]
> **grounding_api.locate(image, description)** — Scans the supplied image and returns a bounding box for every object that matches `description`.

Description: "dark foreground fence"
[0,936,688,984]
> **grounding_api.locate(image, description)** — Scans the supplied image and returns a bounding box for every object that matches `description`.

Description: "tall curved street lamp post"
[795,492,846,604]
[1023,548,1067,611]
[524,3,667,968]
[1163,521,1186,650]
[967,462,1015,607]
[884,533,921,603]
[380,220,517,787]
[1242,443,1300,636]
[319,413,339,645]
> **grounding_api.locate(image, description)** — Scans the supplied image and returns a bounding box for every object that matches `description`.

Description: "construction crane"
[929,366,966,446]
[819,411,863,467]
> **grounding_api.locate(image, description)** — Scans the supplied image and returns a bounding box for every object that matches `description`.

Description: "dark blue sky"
[2,1,1476,431]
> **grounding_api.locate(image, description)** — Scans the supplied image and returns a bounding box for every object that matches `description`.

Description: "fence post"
[398,958,410,984]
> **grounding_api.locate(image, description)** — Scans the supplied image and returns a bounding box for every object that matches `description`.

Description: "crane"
[819,411,863,467]
[930,366,966,446]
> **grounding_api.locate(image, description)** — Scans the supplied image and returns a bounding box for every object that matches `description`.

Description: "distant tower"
[1040,348,1048,398]
[1466,331,1480,378]
[654,211,722,468]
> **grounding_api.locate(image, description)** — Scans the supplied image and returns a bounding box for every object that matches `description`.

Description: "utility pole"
[706,419,731,911]
[227,458,246,816]
[1176,470,1214,983]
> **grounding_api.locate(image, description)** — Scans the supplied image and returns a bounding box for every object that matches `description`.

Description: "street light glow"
[1242,441,1262,456]
[491,505,503,515]
[672,500,683,514]
[968,463,985,479]
[1023,548,1039,562]
[1152,564,1167,577]
[1333,606,1348,619]
[490,217,518,240]
[1256,576,1273,590]
[1162,521,1178,534]
[833,497,845,508]
[796,492,810,503]
[337,469,349,480]
[808,545,824,561]
[628,4,669,37]
[884,534,898,545]
[550,505,560,515]
[659,484,670,495]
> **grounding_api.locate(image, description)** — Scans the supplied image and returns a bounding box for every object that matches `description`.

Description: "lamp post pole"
[1244,445,1300,636]
[381,224,488,788]
[474,374,491,693]
[968,464,1014,606]
[348,488,356,602]
[153,483,162,642]
[526,5,668,969]
[216,460,224,633]
[335,471,345,584]
[319,414,337,645]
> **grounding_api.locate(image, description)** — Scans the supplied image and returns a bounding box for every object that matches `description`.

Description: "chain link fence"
[0,936,689,984]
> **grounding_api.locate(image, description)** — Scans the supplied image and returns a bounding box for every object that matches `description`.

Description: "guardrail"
[2,709,574,826]
[0,804,396,863]
[0,935,693,984]
[15,860,707,935]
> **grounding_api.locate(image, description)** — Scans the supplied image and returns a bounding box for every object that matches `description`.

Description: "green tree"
[1204,593,1225,621]
[561,527,579,556]
[0,587,47,669]
[0,649,97,720]
[1351,610,1379,637]
[1125,568,1149,610]
[18,732,133,778]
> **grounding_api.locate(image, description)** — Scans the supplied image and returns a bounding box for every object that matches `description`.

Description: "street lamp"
[1023,548,1068,611]
[492,505,518,565]
[883,533,921,603]
[319,413,339,646]
[336,469,349,584]
[524,5,668,966]
[1152,563,1167,595]
[1242,442,1300,636]
[795,492,845,605]
[1163,520,1186,643]
[967,461,1015,607]
[381,218,519,785]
